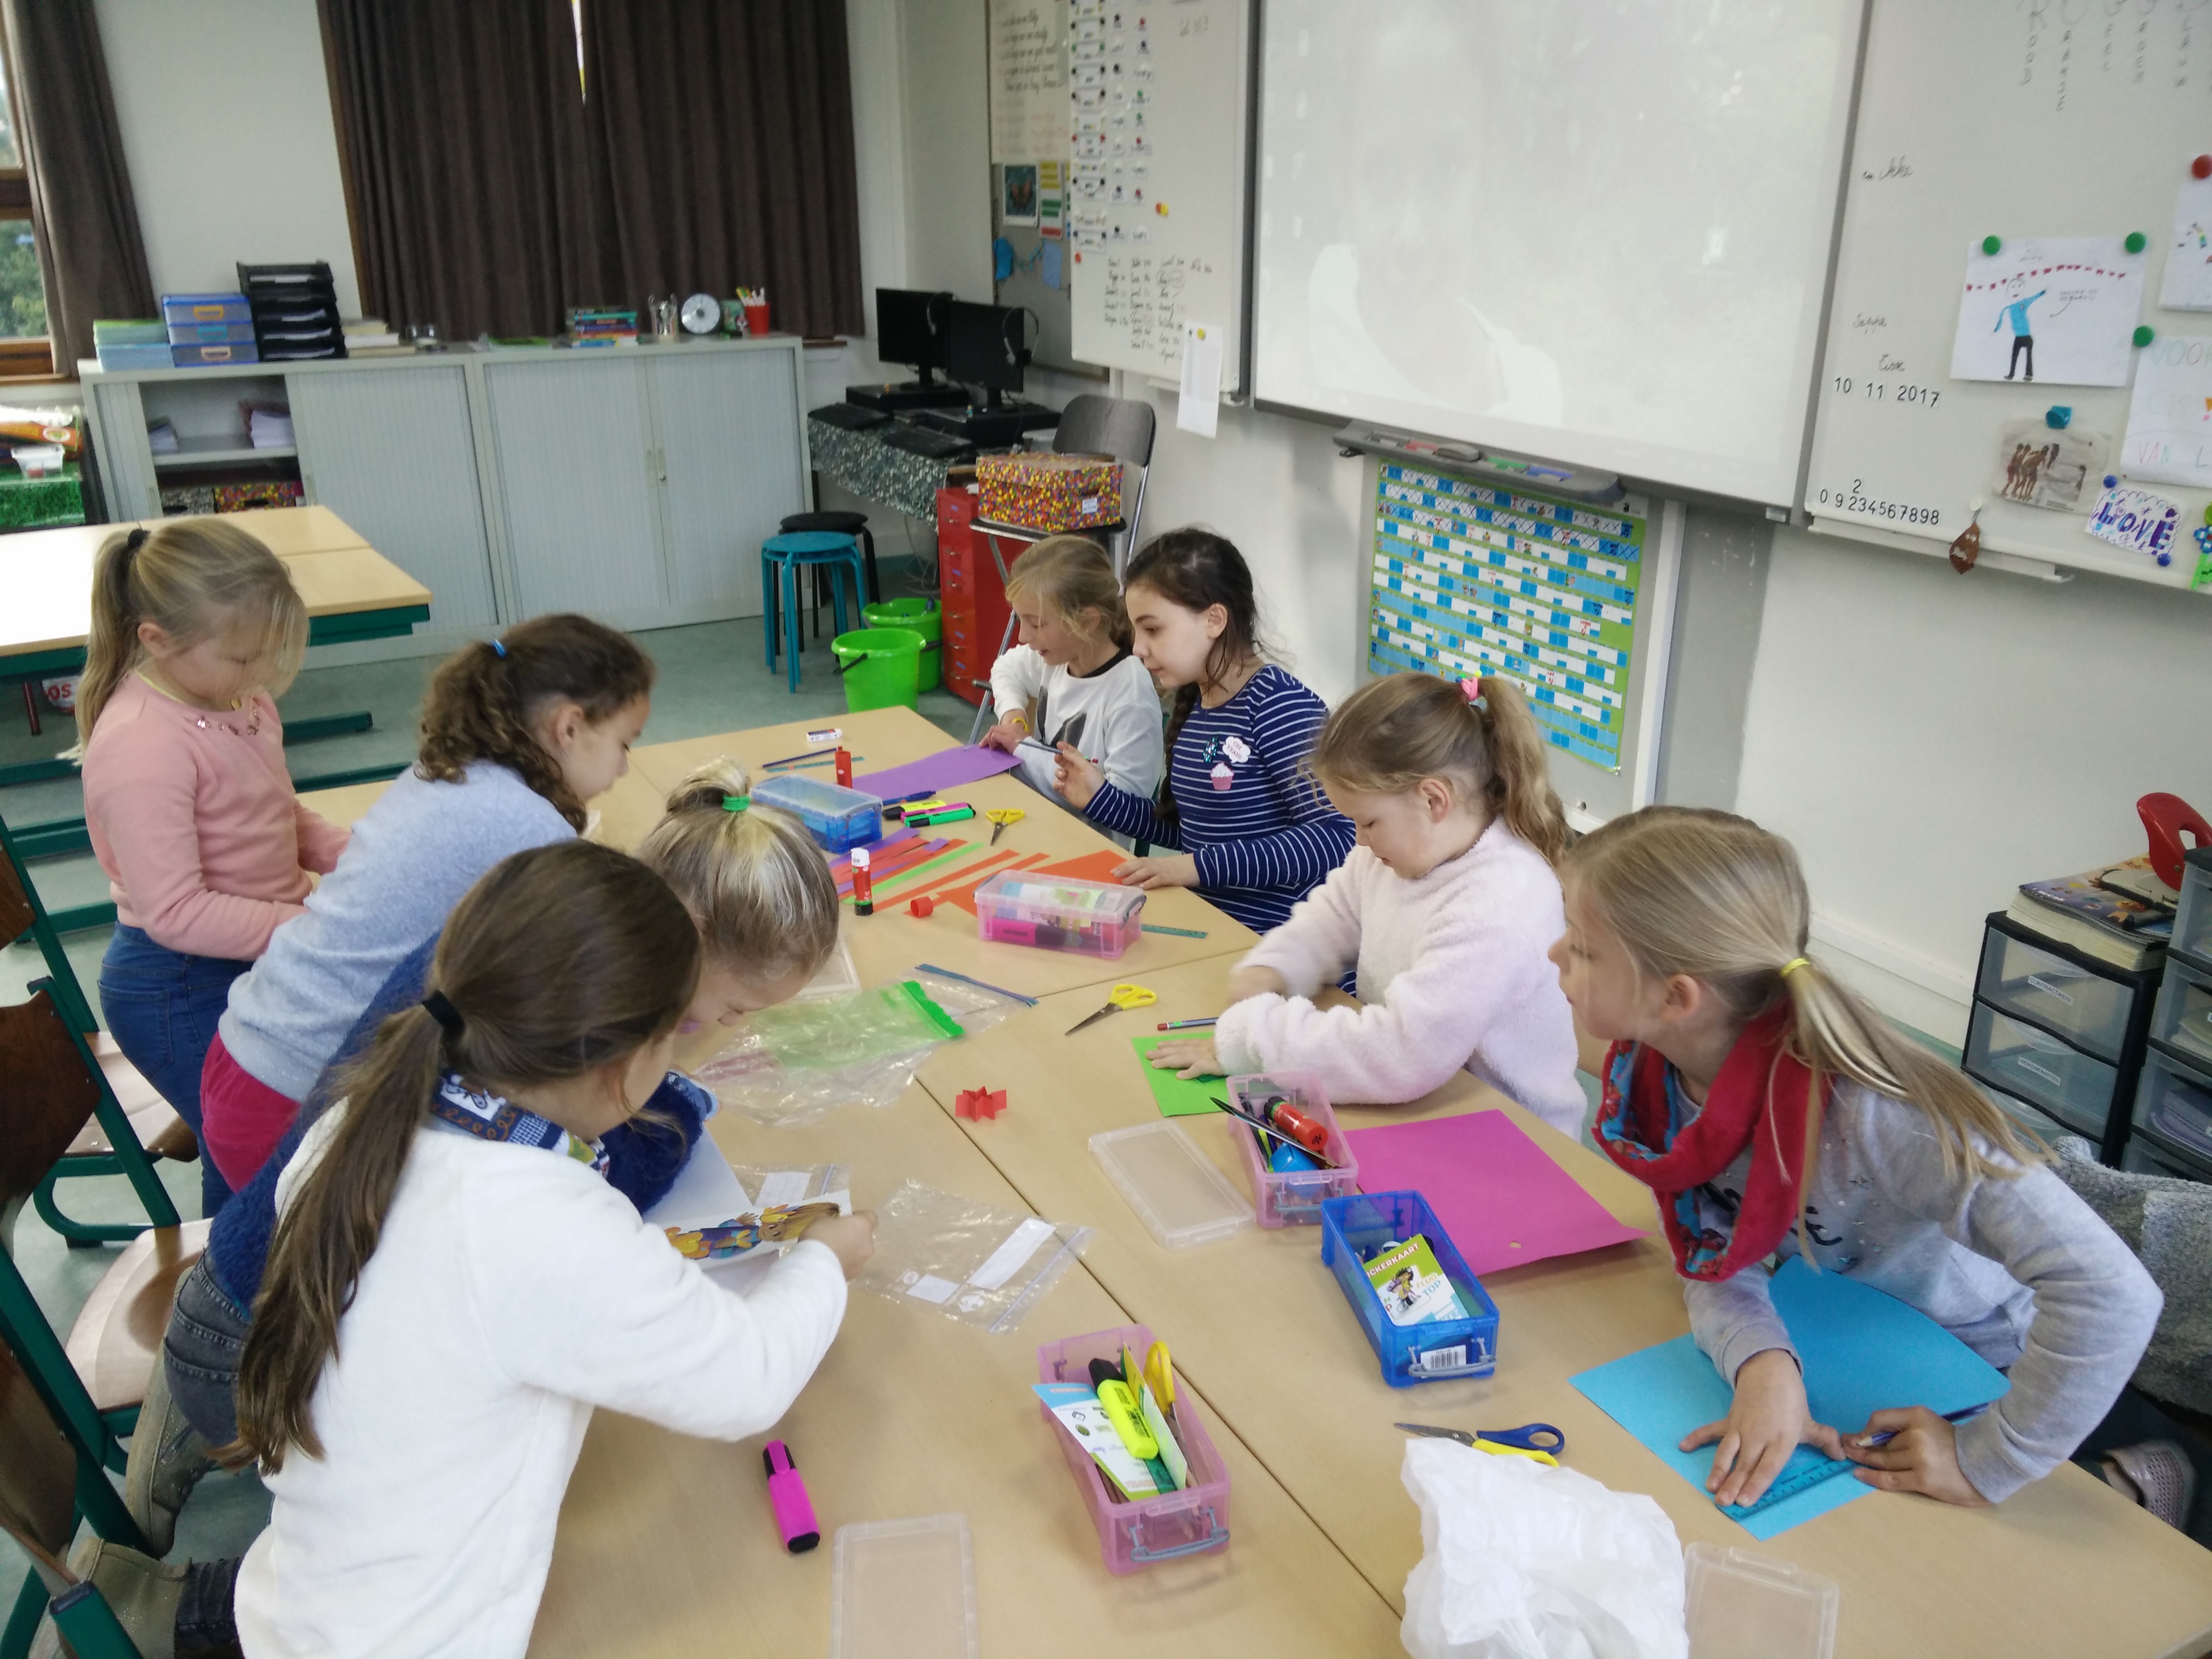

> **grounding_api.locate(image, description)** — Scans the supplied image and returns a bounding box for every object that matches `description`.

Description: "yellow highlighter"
[1095,1380,1159,1461]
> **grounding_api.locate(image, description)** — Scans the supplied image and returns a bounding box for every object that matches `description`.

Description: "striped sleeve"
[1083,780,1180,849]
[1188,688,1351,892]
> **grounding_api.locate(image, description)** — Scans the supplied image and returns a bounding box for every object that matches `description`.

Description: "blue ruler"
[1718,1451,1861,1520]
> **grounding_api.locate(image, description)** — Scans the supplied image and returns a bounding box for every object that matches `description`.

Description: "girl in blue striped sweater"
[1054,529,1352,933]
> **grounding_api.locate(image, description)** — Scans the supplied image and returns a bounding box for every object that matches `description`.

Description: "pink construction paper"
[1343,1111,1649,1277]
[852,745,1021,799]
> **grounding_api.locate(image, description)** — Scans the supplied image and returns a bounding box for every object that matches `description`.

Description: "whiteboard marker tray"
[1089,1120,1254,1249]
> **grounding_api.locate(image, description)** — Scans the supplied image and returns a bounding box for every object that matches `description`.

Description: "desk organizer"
[1320,1191,1499,1387]
[1035,1322,1231,1573]
[974,870,1144,958]
[752,774,883,853]
[1225,1070,1359,1228]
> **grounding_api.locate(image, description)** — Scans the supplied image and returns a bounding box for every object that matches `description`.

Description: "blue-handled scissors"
[1396,1422,1565,1465]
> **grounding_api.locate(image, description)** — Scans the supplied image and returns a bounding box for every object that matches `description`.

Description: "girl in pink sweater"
[1148,672,1584,1133]
[75,520,348,1216]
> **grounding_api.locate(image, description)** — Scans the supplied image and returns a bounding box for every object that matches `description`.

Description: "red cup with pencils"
[740,288,770,336]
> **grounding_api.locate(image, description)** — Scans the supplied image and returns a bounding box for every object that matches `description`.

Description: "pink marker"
[764,1440,820,1553]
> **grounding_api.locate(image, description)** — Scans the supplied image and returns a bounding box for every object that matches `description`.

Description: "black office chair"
[965,395,1157,742]
[777,510,882,638]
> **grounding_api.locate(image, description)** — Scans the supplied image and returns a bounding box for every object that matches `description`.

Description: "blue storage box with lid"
[1319,1190,1499,1387]
[171,341,259,367]
[752,774,883,853]
[161,292,252,325]
[167,321,257,345]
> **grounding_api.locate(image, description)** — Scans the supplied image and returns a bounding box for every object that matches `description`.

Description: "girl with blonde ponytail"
[1551,806,2160,1514]
[1149,670,1582,1132]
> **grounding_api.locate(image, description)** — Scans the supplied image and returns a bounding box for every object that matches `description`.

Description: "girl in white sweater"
[230,840,874,1659]
[1149,671,1584,1132]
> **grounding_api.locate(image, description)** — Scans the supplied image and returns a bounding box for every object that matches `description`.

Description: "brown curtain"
[319,0,607,340]
[1,0,155,370]
[577,0,866,339]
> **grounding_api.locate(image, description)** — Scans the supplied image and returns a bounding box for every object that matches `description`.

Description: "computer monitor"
[944,301,1031,408]
[874,288,952,383]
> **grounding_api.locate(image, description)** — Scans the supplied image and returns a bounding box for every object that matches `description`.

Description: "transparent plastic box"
[829,1514,978,1659]
[974,870,1145,958]
[1319,1190,1499,1387]
[1683,1542,1838,1659]
[1034,1322,1231,1573]
[1225,1070,1359,1227]
[1963,1001,2118,1139]
[1975,923,2138,1062]
[2175,845,2212,971]
[2151,959,2212,1070]
[1089,1121,1253,1248]
[2133,1044,2212,1172]
[752,774,883,853]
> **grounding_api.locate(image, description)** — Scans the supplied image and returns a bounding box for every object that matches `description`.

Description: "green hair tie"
[723,794,750,812]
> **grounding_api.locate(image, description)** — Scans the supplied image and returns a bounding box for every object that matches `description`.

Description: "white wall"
[1738,530,2212,1043]
[95,0,360,319]
[898,0,994,304]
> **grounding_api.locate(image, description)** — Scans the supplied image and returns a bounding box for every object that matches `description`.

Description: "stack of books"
[94,320,171,372]
[243,401,294,449]
[343,317,411,357]
[2006,855,2176,970]
[567,306,638,347]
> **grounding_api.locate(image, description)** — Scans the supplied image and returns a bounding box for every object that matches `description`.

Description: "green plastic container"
[831,627,925,712]
[864,597,942,691]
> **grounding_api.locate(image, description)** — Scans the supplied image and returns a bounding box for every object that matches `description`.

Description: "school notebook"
[1569,1258,2009,1540]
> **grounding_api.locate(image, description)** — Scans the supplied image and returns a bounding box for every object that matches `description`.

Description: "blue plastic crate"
[752,773,883,854]
[1319,1191,1499,1387]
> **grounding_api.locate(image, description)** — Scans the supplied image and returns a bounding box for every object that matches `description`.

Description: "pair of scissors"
[986,807,1025,845]
[1396,1422,1565,1465]
[1142,1340,1175,1415]
[1064,982,1157,1035]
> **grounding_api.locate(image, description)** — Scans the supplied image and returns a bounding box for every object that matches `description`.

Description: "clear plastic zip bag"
[696,973,1026,1127]
[856,1178,1094,1334]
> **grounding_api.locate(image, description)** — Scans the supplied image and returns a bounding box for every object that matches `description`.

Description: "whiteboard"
[1805,0,2212,589]
[1250,0,1863,507]
[1066,0,1252,391]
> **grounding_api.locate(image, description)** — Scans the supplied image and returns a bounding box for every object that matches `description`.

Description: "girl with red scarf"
[1549,807,2159,1512]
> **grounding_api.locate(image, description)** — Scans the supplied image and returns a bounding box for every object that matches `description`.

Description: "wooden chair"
[0,985,209,1494]
[0,815,198,1247]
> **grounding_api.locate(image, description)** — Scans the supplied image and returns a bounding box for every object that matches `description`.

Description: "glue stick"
[852,847,874,915]
[834,746,853,787]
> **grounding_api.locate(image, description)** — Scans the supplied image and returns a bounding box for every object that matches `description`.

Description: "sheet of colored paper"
[1132,1034,1227,1118]
[1569,1258,2009,1539]
[1033,849,1129,884]
[852,745,1021,800]
[1342,1111,1647,1277]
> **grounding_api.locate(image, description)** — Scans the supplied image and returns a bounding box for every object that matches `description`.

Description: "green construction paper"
[1131,1034,1226,1118]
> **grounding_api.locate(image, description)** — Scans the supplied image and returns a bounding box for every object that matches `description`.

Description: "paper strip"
[967,1216,1057,1289]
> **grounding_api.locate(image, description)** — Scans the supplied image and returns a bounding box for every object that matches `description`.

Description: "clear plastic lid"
[830,1514,979,1659]
[1684,1541,1839,1659]
[1089,1121,1254,1249]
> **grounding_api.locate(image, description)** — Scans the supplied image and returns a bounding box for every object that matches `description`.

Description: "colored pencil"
[1155,1017,1218,1030]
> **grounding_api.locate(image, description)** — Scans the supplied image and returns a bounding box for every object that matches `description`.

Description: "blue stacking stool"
[760,531,867,692]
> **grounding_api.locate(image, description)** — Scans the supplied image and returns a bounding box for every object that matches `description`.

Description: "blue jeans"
[164,1253,250,1446]
[99,924,250,1217]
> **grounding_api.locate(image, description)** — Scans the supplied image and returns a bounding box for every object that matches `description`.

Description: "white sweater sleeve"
[1228,856,1367,998]
[467,1174,848,1443]
[990,644,1049,722]
[1093,665,1164,801]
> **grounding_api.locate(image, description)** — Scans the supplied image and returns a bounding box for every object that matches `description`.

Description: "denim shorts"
[165,1253,253,1447]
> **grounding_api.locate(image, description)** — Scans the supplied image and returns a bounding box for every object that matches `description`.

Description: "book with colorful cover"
[1364,1234,1469,1328]
[2009,857,2173,970]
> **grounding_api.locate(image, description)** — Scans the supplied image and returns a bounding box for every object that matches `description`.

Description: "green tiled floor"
[0,605,978,1611]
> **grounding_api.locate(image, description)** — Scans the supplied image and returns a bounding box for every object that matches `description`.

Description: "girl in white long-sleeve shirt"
[1149,671,1583,1133]
[230,840,874,1659]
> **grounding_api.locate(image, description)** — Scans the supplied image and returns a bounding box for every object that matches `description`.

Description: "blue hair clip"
[491,639,507,658]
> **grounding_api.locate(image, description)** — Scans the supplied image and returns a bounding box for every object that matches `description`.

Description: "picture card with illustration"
[1991,418,2105,512]
[1950,237,2147,388]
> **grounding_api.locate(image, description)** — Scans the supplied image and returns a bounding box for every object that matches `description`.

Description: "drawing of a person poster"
[1950,238,2145,388]
[2159,163,2212,312]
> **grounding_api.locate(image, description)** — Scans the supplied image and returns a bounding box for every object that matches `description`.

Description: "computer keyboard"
[879,423,977,461]
[809,401,892,432]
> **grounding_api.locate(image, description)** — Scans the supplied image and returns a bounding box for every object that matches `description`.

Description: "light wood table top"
[530,1079,1404,1659]
[296,768,667,857]
[0,507,424,659]
[909,956,2212,1659]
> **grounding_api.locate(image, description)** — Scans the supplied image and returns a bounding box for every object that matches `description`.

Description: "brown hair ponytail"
[234,840,699,1471]
[415,614,654,830]
[1310,671,1568,864]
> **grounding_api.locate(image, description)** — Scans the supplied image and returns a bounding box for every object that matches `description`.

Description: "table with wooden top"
[306,706,2212,1659]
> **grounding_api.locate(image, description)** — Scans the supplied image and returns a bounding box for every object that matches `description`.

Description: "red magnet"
[956,1087,1008,1121]
[2195,154,2212,180]
[908,895,936,917]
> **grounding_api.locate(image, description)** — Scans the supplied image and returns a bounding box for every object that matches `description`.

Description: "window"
[0,20,52,375]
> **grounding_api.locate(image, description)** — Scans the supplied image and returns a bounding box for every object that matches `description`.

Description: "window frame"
[0,11,55,378]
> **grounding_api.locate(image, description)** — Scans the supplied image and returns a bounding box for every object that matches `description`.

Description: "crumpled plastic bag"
[1401,1439,1687,1659]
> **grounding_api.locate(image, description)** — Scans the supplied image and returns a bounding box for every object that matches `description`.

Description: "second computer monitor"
[944,301,1029,399]
[874,288,951,378]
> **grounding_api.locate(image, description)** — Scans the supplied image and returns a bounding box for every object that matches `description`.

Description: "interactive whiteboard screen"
[1252,1,1862,505]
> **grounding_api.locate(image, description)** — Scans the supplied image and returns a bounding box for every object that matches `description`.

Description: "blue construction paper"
[1569,1258,2009,1539]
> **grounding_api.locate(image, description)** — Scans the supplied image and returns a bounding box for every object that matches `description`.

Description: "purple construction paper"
[852,746,1023,799]
[1344,1110,1649,1277]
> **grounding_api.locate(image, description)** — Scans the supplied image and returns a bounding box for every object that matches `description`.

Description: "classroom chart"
[1365,462,1647,771]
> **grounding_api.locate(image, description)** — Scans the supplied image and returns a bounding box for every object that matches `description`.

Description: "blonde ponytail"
[1310,670,1568,864]
[632,757,841,983]
[1567,806,2041,1183]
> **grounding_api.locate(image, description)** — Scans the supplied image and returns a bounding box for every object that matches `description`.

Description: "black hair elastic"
[124,526,149,552]
[421,990,464,1032]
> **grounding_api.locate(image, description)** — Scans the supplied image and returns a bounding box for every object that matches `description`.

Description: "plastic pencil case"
[160,294,251,324]
[974,870,1145,958]
[171,342,259,367]
[1226,1071,1359,1227]
[1319,1191,1499,1387]
[752,774,883,853]
[1035,1322,1230,1573]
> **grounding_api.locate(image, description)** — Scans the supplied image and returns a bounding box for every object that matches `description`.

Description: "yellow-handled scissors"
[985,807,1025,845]
[1143,1340,1175,1415]
[1064,982,1157,1035]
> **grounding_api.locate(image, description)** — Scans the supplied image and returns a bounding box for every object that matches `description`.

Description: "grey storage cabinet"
[2128,846,2212,1182]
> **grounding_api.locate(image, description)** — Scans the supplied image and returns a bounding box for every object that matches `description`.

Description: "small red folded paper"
[954,1087,1008,1121]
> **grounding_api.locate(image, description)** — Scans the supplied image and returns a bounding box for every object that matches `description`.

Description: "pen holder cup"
[1036,1323,1231,1574]
[1225,1071,1360,1227]
[1319,1191,1500,1388]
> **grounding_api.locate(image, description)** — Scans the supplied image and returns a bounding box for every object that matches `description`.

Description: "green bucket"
[864,597,942,691]
[831,627,924,712]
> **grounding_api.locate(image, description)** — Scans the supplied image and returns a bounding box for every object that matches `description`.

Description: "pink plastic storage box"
[1226,1071,1359,1227]
[974,870,1145,958]
[1035,1323,1230,1573]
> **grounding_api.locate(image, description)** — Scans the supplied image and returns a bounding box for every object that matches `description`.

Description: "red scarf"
[1594,1011,1821,1281]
